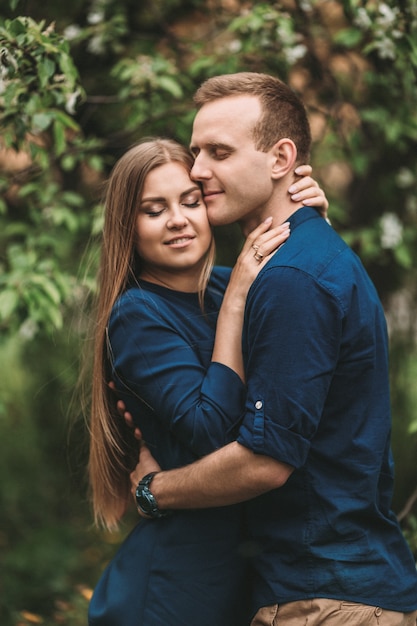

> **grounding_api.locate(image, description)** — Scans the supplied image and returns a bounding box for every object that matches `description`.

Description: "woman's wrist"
[219,292,247,316]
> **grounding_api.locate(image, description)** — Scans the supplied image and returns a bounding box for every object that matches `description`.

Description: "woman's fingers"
[248,222,290,258]
[289,169,329,213]
[256,226,290,265]
[289,175,317,195]
[244,216,273,248]
[244,218,289,250]
[294,164,313,177]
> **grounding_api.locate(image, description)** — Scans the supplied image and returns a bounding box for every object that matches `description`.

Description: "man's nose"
[190,154,211,181]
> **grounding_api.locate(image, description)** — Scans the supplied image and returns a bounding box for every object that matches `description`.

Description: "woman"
[88,138,327,626]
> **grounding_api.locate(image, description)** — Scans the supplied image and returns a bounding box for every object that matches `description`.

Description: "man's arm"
[130,440,294,511]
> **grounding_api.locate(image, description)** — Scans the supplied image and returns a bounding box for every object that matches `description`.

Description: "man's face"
[189,95,275,229]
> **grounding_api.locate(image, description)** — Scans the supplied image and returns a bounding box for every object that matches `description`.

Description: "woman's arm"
[109,292,244,458]
[211,219,290,382]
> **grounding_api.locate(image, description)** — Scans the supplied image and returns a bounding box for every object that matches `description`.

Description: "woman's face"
[135,161,213,290]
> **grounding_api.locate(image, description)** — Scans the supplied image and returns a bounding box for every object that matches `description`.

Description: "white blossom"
[87,11,104,25]
[63,24,81,41]
[396,168,415,189]
[228,39,241,53]
[374,37,396,60]
[354,8,372,30]
[377,3,399,28]
[380,212,403,249]
[65,89,81,115]
[406,195,417,215]
[276,25,295,47]
[19,318,39,341]
[0,48,18,72]
[285,44,307,64]
[88,35,106,55]
[299,0,312,12]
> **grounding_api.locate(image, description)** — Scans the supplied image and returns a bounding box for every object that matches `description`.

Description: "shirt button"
[255,401,263,410]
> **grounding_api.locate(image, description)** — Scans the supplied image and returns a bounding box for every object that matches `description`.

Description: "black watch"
[135,472,171,519]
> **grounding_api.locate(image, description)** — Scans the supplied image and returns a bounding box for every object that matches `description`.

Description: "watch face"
[135,474,170,519]
[136,487,153,515]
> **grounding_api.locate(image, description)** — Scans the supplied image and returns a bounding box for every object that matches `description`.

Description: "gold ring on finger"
[254,251,264,262]
[252,244,260,251]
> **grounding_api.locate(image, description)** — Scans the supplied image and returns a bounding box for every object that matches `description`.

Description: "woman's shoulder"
[110,283,164,326]
[110,267,233,323]
[114,283,154,306]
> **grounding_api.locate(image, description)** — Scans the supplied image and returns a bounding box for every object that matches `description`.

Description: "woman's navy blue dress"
[88,268,250,626]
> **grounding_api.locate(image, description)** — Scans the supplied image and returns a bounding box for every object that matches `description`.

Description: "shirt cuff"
[237,416,310,469]
[202,361,246,424]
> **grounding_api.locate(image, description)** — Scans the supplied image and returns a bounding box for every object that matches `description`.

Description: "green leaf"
[38,57,56,88]
[334,27,363,48]
[29,274,62,305]
[393,244,413,269]
[53,109,79,131]
[58,54,78,88]
[53,119,66,155]
[157,75,183,98]
[23,288,63,329]
[87,155,104,172]
[8,245,37,270]
[32,112,52,132]
[47,206,81,232]
[0,289,19,320]
[6,17,27,37]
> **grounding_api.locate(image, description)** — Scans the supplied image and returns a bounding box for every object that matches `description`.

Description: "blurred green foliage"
[0,0,417,623]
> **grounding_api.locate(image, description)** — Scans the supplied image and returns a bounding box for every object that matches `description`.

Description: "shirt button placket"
[253,400,264,447]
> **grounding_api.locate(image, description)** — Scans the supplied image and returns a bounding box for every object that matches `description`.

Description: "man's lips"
[203,190,223,201]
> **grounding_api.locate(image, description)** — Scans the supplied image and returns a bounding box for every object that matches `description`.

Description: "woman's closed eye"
[140,190,203,216]
[181,200,201,208]
[180,192,202,209]
[143,202,166,217]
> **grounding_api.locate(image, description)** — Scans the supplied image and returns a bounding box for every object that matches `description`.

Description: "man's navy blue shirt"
[237,207,417,613]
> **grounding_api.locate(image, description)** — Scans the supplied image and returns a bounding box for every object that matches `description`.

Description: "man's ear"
[270,139,298,180]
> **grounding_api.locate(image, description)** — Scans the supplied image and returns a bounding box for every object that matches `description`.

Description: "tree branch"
[397,485,417,522]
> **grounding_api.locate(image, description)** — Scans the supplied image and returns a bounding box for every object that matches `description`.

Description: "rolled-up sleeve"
[237,266,342,468]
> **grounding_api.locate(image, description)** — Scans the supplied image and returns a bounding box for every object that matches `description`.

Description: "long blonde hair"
[88,138,215,530]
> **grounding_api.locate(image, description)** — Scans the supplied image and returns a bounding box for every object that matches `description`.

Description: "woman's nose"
[167,206,188,229]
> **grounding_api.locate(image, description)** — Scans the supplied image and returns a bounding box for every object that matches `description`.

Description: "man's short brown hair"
[194,72,311,163]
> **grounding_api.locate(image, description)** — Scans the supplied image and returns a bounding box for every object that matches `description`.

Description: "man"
[130,73,417,625]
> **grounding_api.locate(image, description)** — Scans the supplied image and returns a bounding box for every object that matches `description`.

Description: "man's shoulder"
[266,213,349,280]
[251,211,379,318]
